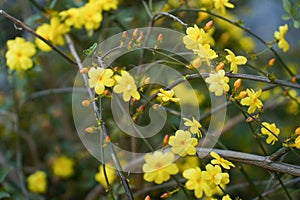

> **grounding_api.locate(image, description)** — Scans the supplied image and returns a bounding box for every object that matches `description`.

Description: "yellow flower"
[143,151,179,184]
[177,156,200,171]
[225,49,247,73]
[240,89,263,114]
[95,164,117,188]
[274,24,289,52]
[88,67,115,95]
[35,17,70,51]
[210,151,235,169]
[157,88,180,103]
[168,130,198,156]
[261,122,280,145]
[183,167,212,198]
[80,2,103,30]
[205,70,230,96]
[59,8,83,29]
[183,117,202,138]
[89,0,119,11]
[113,71,140,102]
[52,155,75,178]
[202,164,230,186]
[292,135,300,149]
[5,37,36,71]
[222,194,232,200]
[27,171,47,194]
[196,44,218,60]
[213,0,234,14]
[183,24,214,47]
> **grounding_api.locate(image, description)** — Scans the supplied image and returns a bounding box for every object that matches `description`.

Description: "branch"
[65,35,134,200]
[197,148,300,177]
[0,9,77,66]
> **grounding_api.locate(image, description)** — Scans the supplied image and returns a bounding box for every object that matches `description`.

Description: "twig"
[154,12,188,28]
[65,35,134,200]
[0,9,77,66]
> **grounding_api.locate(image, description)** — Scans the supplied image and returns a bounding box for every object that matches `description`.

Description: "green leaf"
[0,192,10,199]
[83,43,97,57]
[282,0,291,14]
[281,13,291,20]
[49,0,58,9]
[293,20,300,28]
[0,168,11,183]
[291,4,298,15]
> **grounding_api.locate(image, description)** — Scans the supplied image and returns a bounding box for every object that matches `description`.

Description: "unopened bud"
[105,135,111,143]
[136,35,143,44]
[128,40,133,49]
[238,90,247,99]
[283,90,288,96]
[268,58,276,67]
[114,66,119,71]
[85,126,96,133]
[82,99,91,106]
[122,31,128,40]
[163,134,169,146]
[133,28,139,38]
[216,62,225,71]
[160,192,171,198]
[103,89,110,96]
[246,116,254,123]
[80,67,89,74]
[152,104,160,110]
[157,33,163,42]
[291,76,297,83]
[204,20,214,31]
[144,77,151,85]
[191,57,202,68]
[295,127,300,135]
[144,195,151,200]
[137,105,144,113]
[234,79,242,89]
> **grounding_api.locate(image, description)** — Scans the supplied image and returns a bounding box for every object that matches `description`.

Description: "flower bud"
[85,126,96,133]
[144,195,151,200]
[80,67,89,74]
[105,135,111,143]
[238,90,247,99]
[295,127,300,135]
[81,99,91,107]
[157,33,163,42]
[268,58,275,67]
[216,62,225,71]
[122,31,128,40]
[291,76,297,83]
[191,57,202,68]
[204,20,214,31]
[234,79,242,89]
[103,89,110,96]
[160,192,171,198]
[137,105,144,113]
[133,28,139,38]
[163,134,169,146]
[144,77,151,85]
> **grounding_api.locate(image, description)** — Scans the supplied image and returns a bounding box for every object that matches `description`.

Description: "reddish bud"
[204,20,214,31]
[144,195,151,200]
[103,89,110,96]
[216,62,225,71]
[160,192,171,198]
[291,76,297,83]
[163,134,169,146]
[105,135,111,143]
[81,99,91,106]
[122,31,128,40]
[268,58,276,67]
[80,67,89,74]
[85,126,96,133]
[238,91,247,99]
[114,66,119,71]
[144,77,151,85]
[137,105,145,113]
[157,33,163,42]
[133,28,139,38]
[295,127,300,135]
[234,79,242,89]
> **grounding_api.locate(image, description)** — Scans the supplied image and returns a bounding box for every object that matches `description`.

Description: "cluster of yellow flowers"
[87,68,140,102]
[27,155,74,194]
[143,148,235,199]
[5,0,119,71]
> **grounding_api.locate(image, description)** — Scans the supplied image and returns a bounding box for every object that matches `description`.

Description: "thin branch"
[154,12,188,28]
[0,9,77,66]
[65,35,134,200]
